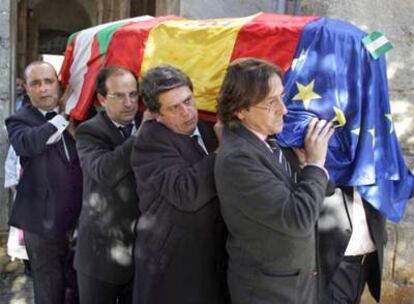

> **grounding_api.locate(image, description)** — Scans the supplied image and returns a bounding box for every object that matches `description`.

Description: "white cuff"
[46,115,69,144]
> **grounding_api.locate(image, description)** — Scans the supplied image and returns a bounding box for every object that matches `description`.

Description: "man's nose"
[180,104,191,117]
[279,102,288,115]
[124,96,135,107]
[39,82,48,92]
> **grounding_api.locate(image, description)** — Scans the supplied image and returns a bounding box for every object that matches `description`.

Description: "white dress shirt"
[344,188,376,255]
[4,146,20,189]
[38,107,70,160]
[37,107,69,145]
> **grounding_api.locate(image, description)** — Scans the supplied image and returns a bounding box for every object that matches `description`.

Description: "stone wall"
[180,0,279,18]
[0,0,12,231]
[301,1,414,303]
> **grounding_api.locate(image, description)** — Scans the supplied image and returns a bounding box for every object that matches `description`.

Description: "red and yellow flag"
[60,12,318,121]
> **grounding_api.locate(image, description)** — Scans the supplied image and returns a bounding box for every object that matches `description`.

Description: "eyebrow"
[166,95,193,109]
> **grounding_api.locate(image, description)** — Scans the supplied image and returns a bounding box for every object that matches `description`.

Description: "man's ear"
[235,109,245,121]
[154,112,161,122]
[97,93,106,107]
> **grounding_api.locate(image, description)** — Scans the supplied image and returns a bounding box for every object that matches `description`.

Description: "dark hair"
[95,66,137,96]
[217,57,283,128]
[139,64,193,113]
[24,61,58,83]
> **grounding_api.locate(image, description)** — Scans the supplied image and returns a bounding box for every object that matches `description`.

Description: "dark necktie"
[266,136,293,179]
[45,111,57,120]
[191,135,207,155]
[119,124,133,138]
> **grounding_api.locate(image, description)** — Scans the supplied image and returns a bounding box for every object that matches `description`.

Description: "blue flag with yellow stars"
[277,17,414,222]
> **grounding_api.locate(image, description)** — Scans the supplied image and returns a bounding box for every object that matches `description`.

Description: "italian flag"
[60,12,318,121]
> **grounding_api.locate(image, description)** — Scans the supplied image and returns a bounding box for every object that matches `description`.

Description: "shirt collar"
[244,126,268,142]
[244,126,273,151]
[111,119,135,129]
[190,126,201,138]
[38,107,59,117]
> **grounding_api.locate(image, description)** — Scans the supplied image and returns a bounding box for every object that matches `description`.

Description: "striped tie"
[266,136,293,179]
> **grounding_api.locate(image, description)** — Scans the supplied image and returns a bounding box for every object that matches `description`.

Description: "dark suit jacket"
[214,125,328,304]
[131,120,228,304]
[318,186,386,302]
[5,104,82,240]
[74,111,141,284]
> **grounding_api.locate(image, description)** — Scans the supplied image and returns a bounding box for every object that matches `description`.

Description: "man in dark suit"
[318,186,386,303]
[5,61,82,304]
[131,64,228,304]
[75,66,149,304]
[214,58,334,304]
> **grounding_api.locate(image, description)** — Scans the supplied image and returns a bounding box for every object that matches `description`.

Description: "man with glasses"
[215,57,334,304]
[75,66,151,304]
[130,64,228,304]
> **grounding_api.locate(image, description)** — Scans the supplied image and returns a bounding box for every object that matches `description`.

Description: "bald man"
[5,61,82,304]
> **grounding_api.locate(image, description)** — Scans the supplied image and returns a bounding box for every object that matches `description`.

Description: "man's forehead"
[161,86,192,103]
[26,64,57,80]
[106,72,136,87]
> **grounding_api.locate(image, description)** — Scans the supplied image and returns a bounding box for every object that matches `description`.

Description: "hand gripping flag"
[60,13,413,221]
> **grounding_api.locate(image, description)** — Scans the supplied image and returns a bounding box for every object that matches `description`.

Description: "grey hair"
[139,64,193,113]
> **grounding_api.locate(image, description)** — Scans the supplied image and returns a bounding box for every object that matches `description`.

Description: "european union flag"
[277,18,414,222]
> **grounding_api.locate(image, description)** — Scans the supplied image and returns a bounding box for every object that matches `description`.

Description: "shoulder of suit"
[77,111,111,131]
[139,121,185,146]
[6,104,42,124]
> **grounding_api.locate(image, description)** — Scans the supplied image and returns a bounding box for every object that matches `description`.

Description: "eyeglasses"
[107,91,139,102]
[251,96,285,113]
[251,101,278,112]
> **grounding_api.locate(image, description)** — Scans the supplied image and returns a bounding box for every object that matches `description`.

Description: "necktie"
[45,111,57,120]
[119,124,133,138]
[191,134,199,144]
[191,135,207,155]
[266,136,292,179]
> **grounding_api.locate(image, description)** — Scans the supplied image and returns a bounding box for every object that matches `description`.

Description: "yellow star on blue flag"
[292,80,321,109]
[330,106,347,128]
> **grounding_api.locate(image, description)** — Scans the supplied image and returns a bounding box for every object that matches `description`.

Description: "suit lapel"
[28,105,48,125]
[282,148,302,183]
[197,120,218,153]
[100,111,125,146]
[233,125,295,186]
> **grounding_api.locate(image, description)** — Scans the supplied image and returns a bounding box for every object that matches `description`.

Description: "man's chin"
[35,102,58,111]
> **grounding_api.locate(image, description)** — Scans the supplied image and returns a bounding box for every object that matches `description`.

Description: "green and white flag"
[362,31,393,59]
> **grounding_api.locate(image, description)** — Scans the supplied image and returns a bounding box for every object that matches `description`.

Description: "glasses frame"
[106,91,139,102]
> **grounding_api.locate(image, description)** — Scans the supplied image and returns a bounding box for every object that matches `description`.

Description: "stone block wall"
[0,0,11,232]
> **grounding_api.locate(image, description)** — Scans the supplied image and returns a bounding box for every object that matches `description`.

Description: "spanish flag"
[60,12,317,121]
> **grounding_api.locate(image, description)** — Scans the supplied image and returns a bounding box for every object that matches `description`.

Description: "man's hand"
[142,109,156,122]
[303,118,335,167]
